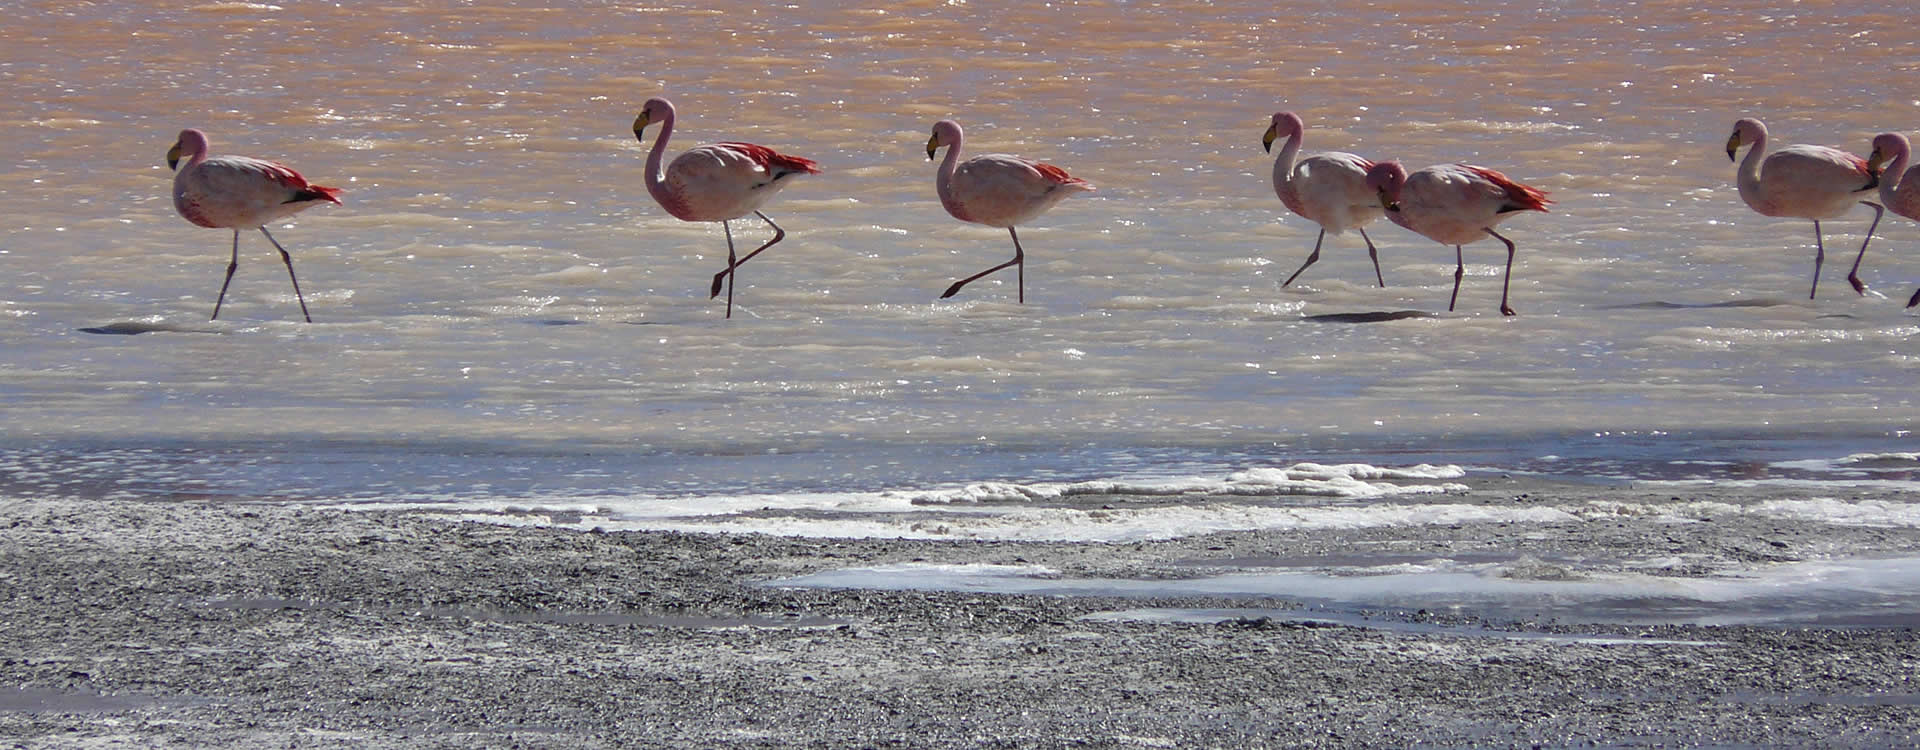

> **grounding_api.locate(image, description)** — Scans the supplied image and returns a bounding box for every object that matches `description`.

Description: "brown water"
[0,1,1915,466]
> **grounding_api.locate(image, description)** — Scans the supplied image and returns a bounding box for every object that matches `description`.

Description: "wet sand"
[4,476,1920,748]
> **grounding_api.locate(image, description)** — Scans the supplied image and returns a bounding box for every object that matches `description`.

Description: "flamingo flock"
[163,106,1920,321]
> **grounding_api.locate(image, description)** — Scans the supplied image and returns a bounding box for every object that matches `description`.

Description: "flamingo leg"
[211,229,242,321]
[1847,202,1884,296]
[942,227,1025,302]
[1908,287,1920,309]
[718,219,737,319]
[258,227,313,323]
[1808,220,1826,301]
[710,211,787,302]
[1360,228,1385,287]
[1487,228,1518,317]
[1448,245,1465,312]
[1281,229,1325,288]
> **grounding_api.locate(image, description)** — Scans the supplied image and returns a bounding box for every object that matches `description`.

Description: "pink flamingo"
[1864,133,1920,308]
[632,97,820,319]
[1726,117,1881,299]
[1262,111,1387,287]
[168,128,342,322]
[926,119,1093,303]
[1364,161,1551,316]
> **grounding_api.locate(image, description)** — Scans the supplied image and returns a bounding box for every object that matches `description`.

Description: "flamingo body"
[1866,133,1920,309]
[1366,161,1550,316]
[927,119,1092,303]
[633,97,819,318]
[1726,118,1880,298]
[167,128,340,322]
[1262,111,1386,287]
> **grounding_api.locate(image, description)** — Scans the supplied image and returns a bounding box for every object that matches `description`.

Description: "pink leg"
[257,227,313,323]
[1848,201,1883,296]
[942,227,1026,302]
[211,229,241,321]
[1360,228,1384,287]
[1487,228,1517,317]
[1808,220,1826,301]
[1280,229,1325,287]
[1448,245,1464,312]
[710,211,787,307]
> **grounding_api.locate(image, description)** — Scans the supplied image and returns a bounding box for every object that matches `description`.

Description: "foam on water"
[773,557,1920,627]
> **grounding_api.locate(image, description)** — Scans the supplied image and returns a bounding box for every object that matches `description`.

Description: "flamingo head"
[1365,160,1408,212]
[1262,111,1302,154]
[633,97,674,143]
[927,120,962,161]
[1725,118,1764,163]
[168,128,209,170]
[1868,132,1909,174]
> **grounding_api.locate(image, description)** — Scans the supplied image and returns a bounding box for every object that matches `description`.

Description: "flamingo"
[1864,133,1920,309]
[926,119,1093,303]
[1725,117,1881,299]
[168,128,342,322]
[1364,161,1551,316]
[631,97,820,319]
[1262,111,1387,287]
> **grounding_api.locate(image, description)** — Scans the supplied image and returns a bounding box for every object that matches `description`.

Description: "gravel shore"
[4,476,1919,748]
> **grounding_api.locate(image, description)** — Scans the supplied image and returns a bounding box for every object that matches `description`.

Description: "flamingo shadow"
[77,321,225,336]
[1302,310,1436,324]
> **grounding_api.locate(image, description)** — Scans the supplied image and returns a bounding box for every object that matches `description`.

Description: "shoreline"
[4,476,1920,747]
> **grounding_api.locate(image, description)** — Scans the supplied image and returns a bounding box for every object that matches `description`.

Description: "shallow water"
[1,3,1915,499]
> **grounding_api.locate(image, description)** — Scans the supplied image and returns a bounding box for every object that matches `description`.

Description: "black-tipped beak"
[632,112,650,143]
[1262,125,1277,154]
[926,134,939,161]
[166,142,181,170]
[1725,133,1740,163]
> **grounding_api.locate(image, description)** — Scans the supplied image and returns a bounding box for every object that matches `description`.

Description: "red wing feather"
[718,142,822,174]
[1465,165,1551,212]
[1031,161,1092,189]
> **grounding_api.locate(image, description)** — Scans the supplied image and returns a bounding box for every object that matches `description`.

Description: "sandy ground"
[4,476,1920,748]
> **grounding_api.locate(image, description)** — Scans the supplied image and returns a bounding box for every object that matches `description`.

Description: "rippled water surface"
[1,1,1915,492]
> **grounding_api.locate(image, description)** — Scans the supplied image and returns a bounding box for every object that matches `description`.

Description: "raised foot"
[710,270,728,299]
[1849,274,1867,296]
[940,281,965,299]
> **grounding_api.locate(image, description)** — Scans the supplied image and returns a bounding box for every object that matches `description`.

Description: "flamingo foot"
[939,281,966,299]
[710,270,729,299]
[1849,273,1867,296]
[1501,304,1516,317]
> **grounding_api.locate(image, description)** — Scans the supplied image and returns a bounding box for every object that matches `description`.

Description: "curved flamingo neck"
[1271,120,1303,197]
[1735,123,1769,207]
[644,108,678,210]
[935,129,966,219]
[1883,139,1910,205]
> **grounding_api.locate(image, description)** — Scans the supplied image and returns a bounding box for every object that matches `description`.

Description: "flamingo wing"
[946,154,1092,228]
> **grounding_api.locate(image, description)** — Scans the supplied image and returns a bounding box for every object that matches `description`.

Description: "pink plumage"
[168,128,339,322]
[1726,117,1881,299]
[1263,111,1389,287]
[1865,132,1920,308]
[1366,160,1551,316]
[926,119,1094,303]
[632,97,819,319]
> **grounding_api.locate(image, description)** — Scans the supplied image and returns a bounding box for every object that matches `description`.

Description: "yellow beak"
[1262,123,1278,154]
[166,141,182,170]
[926,133,940,161]
[1725,131,1741,162]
